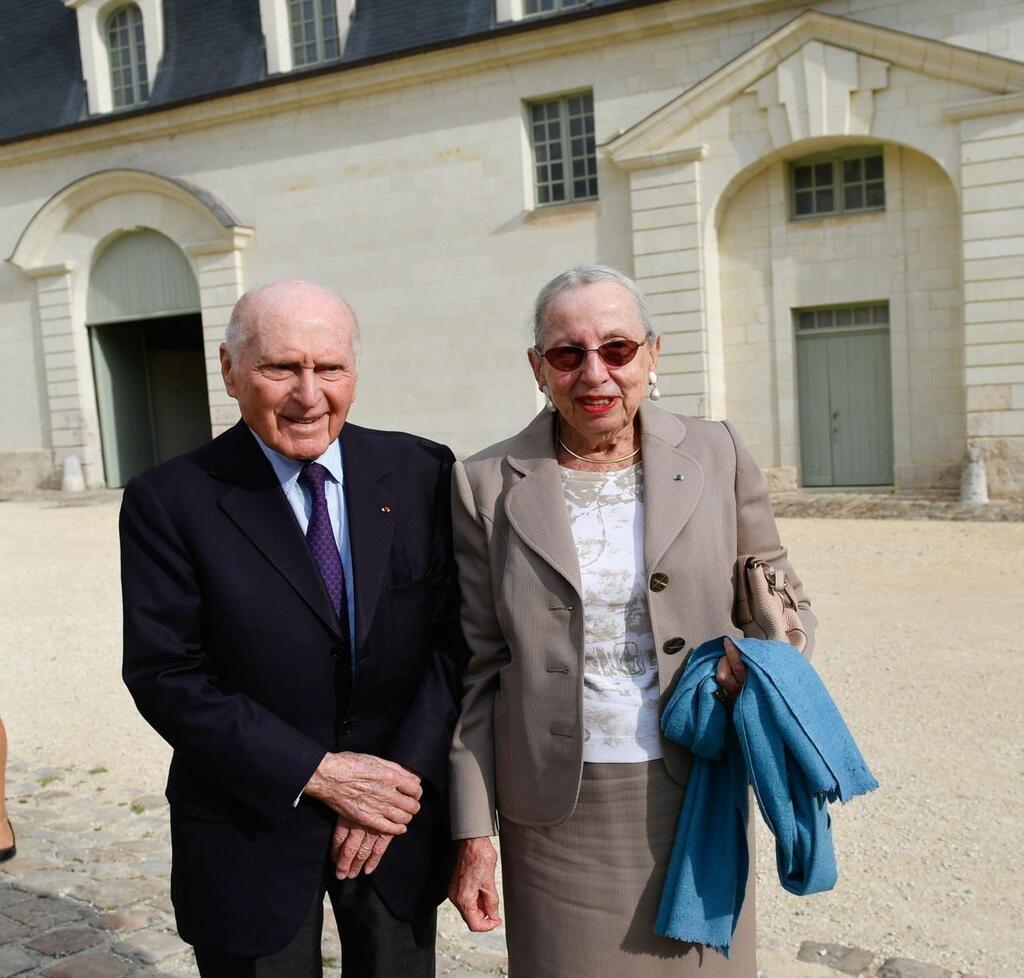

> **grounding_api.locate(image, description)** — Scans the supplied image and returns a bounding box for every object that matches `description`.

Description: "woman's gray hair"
[532,264,658,350]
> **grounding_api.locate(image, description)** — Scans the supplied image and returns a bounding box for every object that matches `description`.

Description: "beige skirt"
[498,760,756,978]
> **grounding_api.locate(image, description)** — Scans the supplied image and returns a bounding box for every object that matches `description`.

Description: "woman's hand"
[449,837,502,932]
[715,637,747,702]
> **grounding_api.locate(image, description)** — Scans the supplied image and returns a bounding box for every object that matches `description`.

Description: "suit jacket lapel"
[339,425,396,653]
[638,401,705,575]
[211,422,343,639]
[504,412,582,600]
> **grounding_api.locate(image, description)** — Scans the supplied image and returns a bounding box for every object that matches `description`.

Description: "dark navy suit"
[120,419,467,958]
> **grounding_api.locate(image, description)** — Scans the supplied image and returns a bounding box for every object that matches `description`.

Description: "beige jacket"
[448,403,815,839]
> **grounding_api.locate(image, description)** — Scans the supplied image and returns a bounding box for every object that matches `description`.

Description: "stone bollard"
[61,454,86,492]
[959,443,988,505]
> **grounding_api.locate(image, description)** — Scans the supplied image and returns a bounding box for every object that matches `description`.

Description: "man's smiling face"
[220,282,359,461]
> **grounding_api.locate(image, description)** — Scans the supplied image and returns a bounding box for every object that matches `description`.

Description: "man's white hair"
[224,280,362,360]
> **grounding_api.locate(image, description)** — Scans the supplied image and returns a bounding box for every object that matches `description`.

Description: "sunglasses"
[537,339,642,372]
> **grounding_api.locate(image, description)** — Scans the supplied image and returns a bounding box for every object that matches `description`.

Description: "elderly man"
[121,280,467,977]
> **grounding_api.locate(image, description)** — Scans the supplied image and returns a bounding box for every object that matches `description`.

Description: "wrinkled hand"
[331,815,394,878]
[715,637,748,702]
[449,837,502,932]
[304,752,422,835]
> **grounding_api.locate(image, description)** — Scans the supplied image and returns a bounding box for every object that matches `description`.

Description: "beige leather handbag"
[734,555,807,653]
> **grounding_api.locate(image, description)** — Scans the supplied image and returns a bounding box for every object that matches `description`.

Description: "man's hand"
[304,752,422,834]
[449,837,502,933]
[715,636,748,701]
[331,815,394,878]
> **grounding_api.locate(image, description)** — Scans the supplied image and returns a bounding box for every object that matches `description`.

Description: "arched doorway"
[9,168,253,489]
[715,142,964,491]
[88,229,211,486]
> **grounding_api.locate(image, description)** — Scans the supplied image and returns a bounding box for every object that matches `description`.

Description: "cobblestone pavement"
[0,760,507,978]
[0,760,989,978]
[1,490,1016,978]
[769,489,1024,521]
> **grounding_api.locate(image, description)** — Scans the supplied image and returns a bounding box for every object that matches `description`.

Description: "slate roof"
[0,0,659,145]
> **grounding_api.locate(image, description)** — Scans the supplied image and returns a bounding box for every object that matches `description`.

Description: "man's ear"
[219,344,237,399]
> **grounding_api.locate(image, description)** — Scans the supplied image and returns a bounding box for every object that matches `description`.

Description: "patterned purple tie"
[299,462,351,642]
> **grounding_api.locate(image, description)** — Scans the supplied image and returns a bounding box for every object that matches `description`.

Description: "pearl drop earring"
[648,370,662,401]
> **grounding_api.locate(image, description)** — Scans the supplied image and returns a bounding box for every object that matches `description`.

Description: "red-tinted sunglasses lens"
[598,340,641,366]
[541,340,641,372]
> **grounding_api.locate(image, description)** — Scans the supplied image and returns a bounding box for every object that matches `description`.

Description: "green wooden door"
[796,307,894,487]
[90,324,157,488]
[87,230,207,487]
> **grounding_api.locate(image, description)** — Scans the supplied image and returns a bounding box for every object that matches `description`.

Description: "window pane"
[873,304,889,323]
[854,306,871,325]
[530,92,596,205]
[794,191,813,215]
[816,309,834,329]
[815,189,834,212]
[835,308,853,326]
[793,165,812,190]
[843,158,861,183]
[844,185,864,210]
[814,162,833,186]
[107,5,148,107]
[798,311,815,331]
[865,155,884,180]
[865,184,885,208]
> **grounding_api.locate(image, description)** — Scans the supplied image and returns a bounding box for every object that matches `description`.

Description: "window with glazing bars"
[790,150,885,219]
[794,302,889,332]
[524,0,588,15]
[529,93,598,206]
[289,0,341,67]
[107,4,149,108]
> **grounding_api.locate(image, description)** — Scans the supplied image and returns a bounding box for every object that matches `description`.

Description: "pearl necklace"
[557,439,641,465]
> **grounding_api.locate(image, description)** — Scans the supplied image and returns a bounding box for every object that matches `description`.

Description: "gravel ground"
[1,492,1021,977]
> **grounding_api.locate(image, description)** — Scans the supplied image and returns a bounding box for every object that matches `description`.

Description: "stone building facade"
[1,0,1022,493]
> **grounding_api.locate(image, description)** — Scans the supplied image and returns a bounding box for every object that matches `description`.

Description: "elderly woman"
[447,265,815,976]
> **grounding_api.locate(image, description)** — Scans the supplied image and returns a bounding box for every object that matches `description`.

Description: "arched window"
[289,0,341,67]
[106,4,149,108]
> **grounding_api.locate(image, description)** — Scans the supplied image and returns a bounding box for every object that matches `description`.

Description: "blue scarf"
[655,636,878,956]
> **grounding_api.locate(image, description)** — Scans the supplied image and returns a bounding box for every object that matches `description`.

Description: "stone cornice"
[944,90,1024,121]
[607,145,707,171]
[0,0,802,167]
[604,9,1024,162]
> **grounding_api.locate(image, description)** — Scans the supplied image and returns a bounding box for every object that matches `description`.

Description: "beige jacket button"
[663,637,686,655]
[650,572,669,592]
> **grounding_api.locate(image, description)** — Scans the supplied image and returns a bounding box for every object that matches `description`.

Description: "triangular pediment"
[604,10,1024,166]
